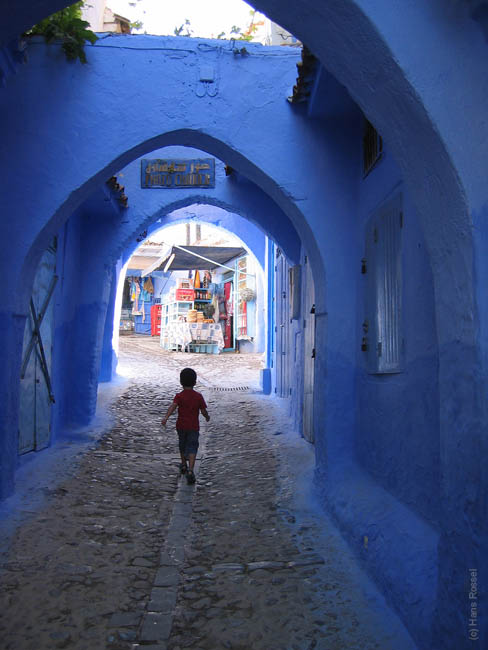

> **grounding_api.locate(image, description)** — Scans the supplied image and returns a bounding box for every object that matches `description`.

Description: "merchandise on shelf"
[176,288,195,301]
[193,288,212,301]
[159,272,222,353]
[177,278,193,290]
[150,304,162,336]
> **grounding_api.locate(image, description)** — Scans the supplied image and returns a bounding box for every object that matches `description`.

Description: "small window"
[364,194,403,374]
[363,118,383,176]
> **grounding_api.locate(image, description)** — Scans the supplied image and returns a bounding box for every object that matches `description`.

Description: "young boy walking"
[162,367,210,485]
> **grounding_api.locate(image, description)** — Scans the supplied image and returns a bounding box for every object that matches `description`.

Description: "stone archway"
[1,5,486,646]
[106,204,268,378]
[59,163,310,424]
[1,0,480,360]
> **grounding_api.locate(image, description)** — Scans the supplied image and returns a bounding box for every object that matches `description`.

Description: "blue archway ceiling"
[123,203,267,270]
[3,0,477,352]
[2,1,477,348]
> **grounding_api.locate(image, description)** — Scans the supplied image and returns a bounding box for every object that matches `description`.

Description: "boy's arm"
[201,406,210,422]
[162,402,177,427]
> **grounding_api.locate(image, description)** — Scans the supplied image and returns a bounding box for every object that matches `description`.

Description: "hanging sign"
[141,158,215,189]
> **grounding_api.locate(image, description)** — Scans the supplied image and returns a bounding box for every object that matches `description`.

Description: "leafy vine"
[27,1,98,64]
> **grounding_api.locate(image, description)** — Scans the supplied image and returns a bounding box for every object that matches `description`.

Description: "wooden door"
[18,244,57,454]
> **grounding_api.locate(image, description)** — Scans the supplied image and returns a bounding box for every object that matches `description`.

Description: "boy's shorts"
[177,429,199,456]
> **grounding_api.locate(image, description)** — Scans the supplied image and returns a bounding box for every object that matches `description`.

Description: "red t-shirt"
[173,389,207,431]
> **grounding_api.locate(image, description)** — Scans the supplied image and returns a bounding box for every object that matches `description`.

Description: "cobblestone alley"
[0,337,416,650]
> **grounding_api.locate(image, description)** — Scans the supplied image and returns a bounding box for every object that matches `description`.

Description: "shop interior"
[119,227,260,354]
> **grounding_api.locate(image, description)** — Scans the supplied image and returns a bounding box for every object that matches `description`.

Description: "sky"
[108,0,268,40]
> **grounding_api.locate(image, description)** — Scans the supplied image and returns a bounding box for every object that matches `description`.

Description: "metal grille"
[212,386,250,392]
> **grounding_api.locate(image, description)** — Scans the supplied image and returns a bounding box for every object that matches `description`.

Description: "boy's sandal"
[187,471,196,484]
[179,463,188,474]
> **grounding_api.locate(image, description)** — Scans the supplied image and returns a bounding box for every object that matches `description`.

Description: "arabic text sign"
[141,158,215,189]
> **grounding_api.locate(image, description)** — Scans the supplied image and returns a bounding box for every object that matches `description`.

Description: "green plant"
[175,10,264,42]
[174,19,193,38]
[229,10,264,42]
[28,1,98,64]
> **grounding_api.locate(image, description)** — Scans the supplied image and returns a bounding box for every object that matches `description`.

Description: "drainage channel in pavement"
[129,427,210,649]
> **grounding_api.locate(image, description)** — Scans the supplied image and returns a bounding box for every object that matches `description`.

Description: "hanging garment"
[225,282,234,316]
[211,293,219,322]
[218,295,227,319]
[139,278,149,302]
[134,281,140,312]
[143,276,154,294]
[194,270,201,288]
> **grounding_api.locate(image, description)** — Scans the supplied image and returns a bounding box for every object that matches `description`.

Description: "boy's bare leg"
[180,452,187,466]
[188,454,196,472]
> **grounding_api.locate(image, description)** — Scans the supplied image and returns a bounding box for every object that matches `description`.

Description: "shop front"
[147,244,258,354]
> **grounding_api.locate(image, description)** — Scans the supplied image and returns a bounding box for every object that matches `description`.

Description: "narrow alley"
[0,337,416,650]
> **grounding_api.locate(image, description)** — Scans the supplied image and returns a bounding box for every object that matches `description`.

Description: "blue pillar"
[99,263,119,383]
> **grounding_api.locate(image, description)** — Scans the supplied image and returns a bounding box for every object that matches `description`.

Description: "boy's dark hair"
[180,367,197,387]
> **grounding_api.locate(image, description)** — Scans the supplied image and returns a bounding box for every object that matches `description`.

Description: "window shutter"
[365,195,403,373]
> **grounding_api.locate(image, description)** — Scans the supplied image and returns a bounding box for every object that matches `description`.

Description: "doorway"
[223,279,234,349]
[275,249,290,397]
[302,256,315,443]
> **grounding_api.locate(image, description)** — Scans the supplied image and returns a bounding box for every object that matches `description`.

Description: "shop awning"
[145,245,246,274]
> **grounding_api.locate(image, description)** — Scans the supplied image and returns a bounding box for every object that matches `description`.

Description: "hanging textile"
[134,281,141,313]
[142,299,145,322]
[143,276,154,294]
[194,270,201,288]
[211,292,219,322]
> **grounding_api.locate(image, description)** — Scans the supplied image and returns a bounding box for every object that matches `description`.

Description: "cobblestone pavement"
[0,336,417,650]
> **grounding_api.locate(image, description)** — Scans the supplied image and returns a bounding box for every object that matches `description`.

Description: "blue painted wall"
[99,260,122,382]
[275,92,442,645]
[356,149,440,525]
[0,4,487,646]
[118,148,271,269]
[51,200,120,430]
[323,138,442,646]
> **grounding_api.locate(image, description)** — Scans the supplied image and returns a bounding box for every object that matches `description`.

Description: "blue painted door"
[302,257,315,443]
[275,250,290,398]
[18,244,56,454]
